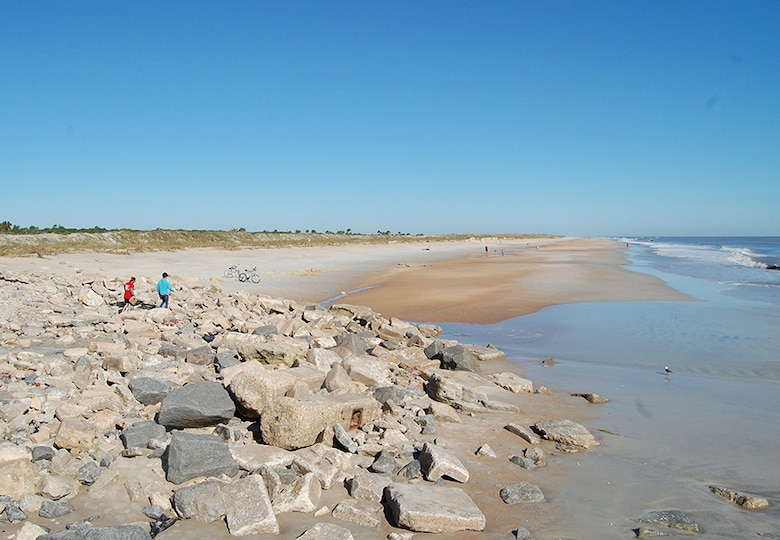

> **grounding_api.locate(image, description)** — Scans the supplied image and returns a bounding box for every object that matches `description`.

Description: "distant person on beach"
[485,245,489,255]
[157,272,173,308]
[121,277,136,312]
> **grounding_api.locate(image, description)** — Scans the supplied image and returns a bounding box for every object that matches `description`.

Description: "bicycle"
[223,264,240,279]
[239,266,261,283]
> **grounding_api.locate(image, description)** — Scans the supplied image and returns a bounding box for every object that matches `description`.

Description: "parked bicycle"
[239,267,261,283]
[223,264,240,279]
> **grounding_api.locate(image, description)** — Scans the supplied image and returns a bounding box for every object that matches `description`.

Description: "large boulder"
[157,381,236,428]
[260,394,380,450]
[164,432,239,484]
[384,482,486,533]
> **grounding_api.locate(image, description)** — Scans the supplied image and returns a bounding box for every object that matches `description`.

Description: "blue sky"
[2,1,778,237]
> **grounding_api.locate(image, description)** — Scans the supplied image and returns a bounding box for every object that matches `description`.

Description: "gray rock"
[157,381,236,428]
[373,386,423,406]
[120,420,166,449]
[252,325,278,337]
[509,455,536,470]
[0,495,27,522]
[514,527,536,539]
[128,377,171,406]
[384,482,485,533]
[333,423,358,453]
[500,481,545,504]
[32,445,56,462]
[396,459,422,480]
[75,461,103,485]
[636,510,700,533]
[505,422,540,445]
[38,499,75,518]
[173,480,225,522]
[439,345,480,372]
[532,419,599,451]
[369,449,400,474]
[37,525,152,540]
[164,432,239,484]
[215,350,241,371]
[158,343,187,360]
[347,470,393,502]
[185,345,216,365]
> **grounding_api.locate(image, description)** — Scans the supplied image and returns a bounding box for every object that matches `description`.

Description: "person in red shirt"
[121,277,136,312]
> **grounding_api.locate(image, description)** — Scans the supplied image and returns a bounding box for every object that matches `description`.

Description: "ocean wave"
[628,239,771,269]
[721,246,768,269]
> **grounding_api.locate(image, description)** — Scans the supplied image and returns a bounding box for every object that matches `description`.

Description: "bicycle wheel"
[223,270,234,278]
[250,273,261,283]
[238,273,248,282]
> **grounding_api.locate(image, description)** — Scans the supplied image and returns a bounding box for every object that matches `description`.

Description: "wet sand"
[0,237,702,538]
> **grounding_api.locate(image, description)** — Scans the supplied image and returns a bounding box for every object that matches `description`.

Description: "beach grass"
[0,229,556,257]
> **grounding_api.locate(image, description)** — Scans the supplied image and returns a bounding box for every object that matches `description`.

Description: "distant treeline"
[0,222,109,234]
[0,221,419,237]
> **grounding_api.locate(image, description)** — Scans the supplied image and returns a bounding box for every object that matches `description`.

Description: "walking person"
[121,277,136,313]
[157,272,173,308]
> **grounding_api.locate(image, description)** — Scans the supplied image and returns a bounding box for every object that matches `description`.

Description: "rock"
[186,345,216,365]
[172,480,226,522]
[505,422,541,445]
[0,495,27,522]
[369,449,400,474]
[323,363,359,394]
[54,417,97,454]
[709,485,769,510]
[15,522,50,540]
[342,355,393,387]
[128,377,171,406]
[228,362,298,417]
[635,510,700,533]
[571,392,609,404]
[223,474,280,536]
[0,459,39,498]
[296,522,355,540]
[489,372,533,393]
[164,432,239,484]
[347,470,393,502]
[500,481,545,503]
[384,482,486,533]
[333,422,358,453]
[331,498,383,527]
[157,381,236,428]
[260,393,380,450]
[38,499,75,518]
[476,444,497,458]
[120,420,166,449]
[37,525,152,539]
[514,527,536,539]
[532,419,599,451]
[215,350,241,372]
[439,345,480,372]
[419,442,469,483]
[292,443,350,490]
[272,472,321,513]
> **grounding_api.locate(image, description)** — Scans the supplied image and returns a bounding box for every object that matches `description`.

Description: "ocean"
[439,237,780,538]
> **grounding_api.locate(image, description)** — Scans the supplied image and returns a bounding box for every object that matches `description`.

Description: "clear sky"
[2,1,778,237]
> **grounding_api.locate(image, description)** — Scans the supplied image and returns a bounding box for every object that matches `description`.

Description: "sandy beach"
[0,236,713,539]
[1,236,690,325]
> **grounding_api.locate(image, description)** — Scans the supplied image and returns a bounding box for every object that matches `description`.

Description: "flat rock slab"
[532,419,599,451]
[384,482,485,533]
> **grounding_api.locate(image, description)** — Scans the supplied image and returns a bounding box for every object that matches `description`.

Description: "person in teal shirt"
[157,272,173,308]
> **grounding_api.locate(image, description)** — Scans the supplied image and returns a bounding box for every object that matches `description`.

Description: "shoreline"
[0,237,701,538]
